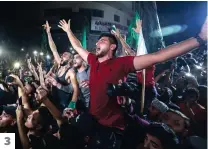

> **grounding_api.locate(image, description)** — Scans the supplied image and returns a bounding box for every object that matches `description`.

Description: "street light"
[21,48,24,51]
[40,52,44,56]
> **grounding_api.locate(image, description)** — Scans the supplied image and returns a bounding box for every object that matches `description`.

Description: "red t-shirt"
[87,53,135,129]
[136,65,155,87]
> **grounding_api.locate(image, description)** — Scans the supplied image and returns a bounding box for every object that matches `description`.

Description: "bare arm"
[67,70,79,103]
[37,62,46,87]
[16,107,30,149]
[36,87,63,127]
[43,98,63,127]
[43,21,61,64]
[133,17,207,71]
[133,38,201,70]
[58,19,89,62]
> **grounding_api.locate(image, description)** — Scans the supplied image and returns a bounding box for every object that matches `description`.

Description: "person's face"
[143,134,163,149]
[25,110,41,130]
[0,111,16,128]
[95,37,115,58]
[60,52,71,65]
[24,83,33,95]
[147,105,161,120]
[160,112,185,134]
[73,54,84,68]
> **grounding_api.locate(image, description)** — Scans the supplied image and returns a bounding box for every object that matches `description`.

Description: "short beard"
[60,60,69,66]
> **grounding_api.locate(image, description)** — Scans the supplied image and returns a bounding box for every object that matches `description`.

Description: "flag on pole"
[126,12,140,49]
[81,16,89,49]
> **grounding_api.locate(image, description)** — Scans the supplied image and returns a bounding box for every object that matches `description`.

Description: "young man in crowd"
[43,21,79,111]
[73,53,90,109]
[145,98,169,122]
[137,122,179,149]
[16,105,60,149]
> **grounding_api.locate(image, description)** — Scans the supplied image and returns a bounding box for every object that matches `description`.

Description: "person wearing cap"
[0,105,17,133]
[146,98,169,121]
[0,105,23,149]
[137,122,179,149]
[159,108,190,140]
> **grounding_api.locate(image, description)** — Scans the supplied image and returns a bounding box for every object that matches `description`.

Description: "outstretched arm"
[43,21,61,64]
[133,17,207,71]
[58,19,89,62]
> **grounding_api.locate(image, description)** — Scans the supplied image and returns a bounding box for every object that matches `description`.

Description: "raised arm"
[112,29,135,56]
[36,87,63,127]
[133,17,207,71]
[58,19,89,62]
[16,106,30,149]
[37,62,46,87]
[66,70,79,110]
[43,21,61,64]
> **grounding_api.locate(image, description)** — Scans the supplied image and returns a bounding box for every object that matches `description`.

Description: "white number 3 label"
[0,133,15,149]
[5,137,11,145]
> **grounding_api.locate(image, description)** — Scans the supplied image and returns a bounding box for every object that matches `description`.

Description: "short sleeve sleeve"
[87,53,97,65]
[120,56,136,74]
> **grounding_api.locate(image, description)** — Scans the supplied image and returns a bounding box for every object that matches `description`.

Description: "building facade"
[40,1,134,54]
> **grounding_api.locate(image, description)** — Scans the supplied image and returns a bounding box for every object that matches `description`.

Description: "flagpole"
[140,69,146,114]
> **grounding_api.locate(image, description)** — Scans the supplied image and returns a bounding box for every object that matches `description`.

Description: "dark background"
[0,1,207,53]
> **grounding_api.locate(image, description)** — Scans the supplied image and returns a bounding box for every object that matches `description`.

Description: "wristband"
[195,35,206,46]
[68,101,76,109]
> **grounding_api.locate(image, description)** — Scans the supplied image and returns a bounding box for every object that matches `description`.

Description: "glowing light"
[21,48,24,51]
[185,73,192,77]
[14,62,21,69]
[46,55,50,59]
[33,50,38,55]
[40,52,44,56]
[150,25,188,37]
[195,65,202,69]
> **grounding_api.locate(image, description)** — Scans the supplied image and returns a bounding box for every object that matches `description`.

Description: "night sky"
[0,1,207,53]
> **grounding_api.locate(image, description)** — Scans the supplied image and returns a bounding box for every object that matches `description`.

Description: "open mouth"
[96,47,100,52]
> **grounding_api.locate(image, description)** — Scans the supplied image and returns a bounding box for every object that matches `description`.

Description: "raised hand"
[111,28,121,39]
[132,19,142,34]
[58,19,70,32]
[35,86,48,102]
[37,62,43,72]
[199,16,207,41]
[80,80,89,88]
[42,21,51,33]
[9,74,23,86]
[27,57,32,64]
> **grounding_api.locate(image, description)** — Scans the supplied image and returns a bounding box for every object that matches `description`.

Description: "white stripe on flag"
[136,29,147,56]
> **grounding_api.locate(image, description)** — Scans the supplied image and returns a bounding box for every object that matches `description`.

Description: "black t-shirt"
[29,133,60,149]
[59,122,84,149]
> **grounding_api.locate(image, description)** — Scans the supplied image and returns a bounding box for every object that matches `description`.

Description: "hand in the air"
[132,19,142,34]
[199,16,207,41]
[42,21,51,34]
[58,19,70,32]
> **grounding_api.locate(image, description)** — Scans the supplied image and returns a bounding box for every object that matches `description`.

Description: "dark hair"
[147,122,179,149]
[98,33,118,56]
[183,87,199,101]
[38,106,54,133]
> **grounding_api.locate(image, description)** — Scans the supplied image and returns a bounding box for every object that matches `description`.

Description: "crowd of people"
[0,16,207,149]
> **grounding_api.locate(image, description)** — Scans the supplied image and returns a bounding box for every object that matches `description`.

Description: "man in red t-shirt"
[58,18,207,130]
